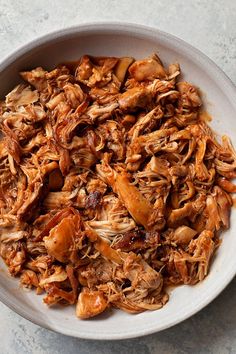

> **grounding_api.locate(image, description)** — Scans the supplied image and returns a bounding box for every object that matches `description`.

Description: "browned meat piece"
[44,209,83,263]
[76,288,108,319]
[118,87,152,111]
[177,81,202,108]
[43,265,78,305]
[20,270,39,288]
[171,226,198,245]
[113,228,159,252]
[129,56,166,81]
[109,170,162,230]
[20,67,47,91]
[0,241,26,275]
[85,191,102,209]
[6,84,39,108]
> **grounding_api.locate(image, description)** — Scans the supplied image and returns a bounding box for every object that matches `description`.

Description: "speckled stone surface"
[0,1,236,353]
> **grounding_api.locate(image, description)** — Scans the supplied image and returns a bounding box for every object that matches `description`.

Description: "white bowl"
[0,22,236,340]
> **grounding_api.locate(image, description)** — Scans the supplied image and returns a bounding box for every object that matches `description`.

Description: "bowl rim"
[1,21,236,340]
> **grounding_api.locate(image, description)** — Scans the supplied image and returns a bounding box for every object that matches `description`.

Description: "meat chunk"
[118,87,151,111]
[44,210,83,263]
[85,191,102,209]
[129,57,166,81]
[76,288,108,319]
[113,228,159,251]
[111,171,158,230]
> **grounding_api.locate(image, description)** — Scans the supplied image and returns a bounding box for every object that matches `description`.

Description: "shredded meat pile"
[0,54,235,319]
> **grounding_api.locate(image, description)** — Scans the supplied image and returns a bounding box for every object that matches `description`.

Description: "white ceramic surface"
[0,22,236,340]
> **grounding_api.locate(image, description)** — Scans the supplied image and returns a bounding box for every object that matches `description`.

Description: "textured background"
[0,0,236,353]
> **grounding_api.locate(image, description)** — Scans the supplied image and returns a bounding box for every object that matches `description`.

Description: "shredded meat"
[0,53,235,319]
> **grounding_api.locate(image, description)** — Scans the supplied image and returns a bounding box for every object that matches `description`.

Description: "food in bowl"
[0,53,235,319]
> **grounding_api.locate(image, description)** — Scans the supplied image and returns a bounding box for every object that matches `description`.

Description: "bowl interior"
[0,24,236,340]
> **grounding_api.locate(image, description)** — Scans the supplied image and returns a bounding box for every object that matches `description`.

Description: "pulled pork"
[0,53,235,319]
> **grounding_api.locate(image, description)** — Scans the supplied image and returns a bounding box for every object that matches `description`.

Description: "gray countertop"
[0,1,236,353]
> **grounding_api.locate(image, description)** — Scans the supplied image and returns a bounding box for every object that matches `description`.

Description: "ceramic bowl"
[0,22,236,340]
